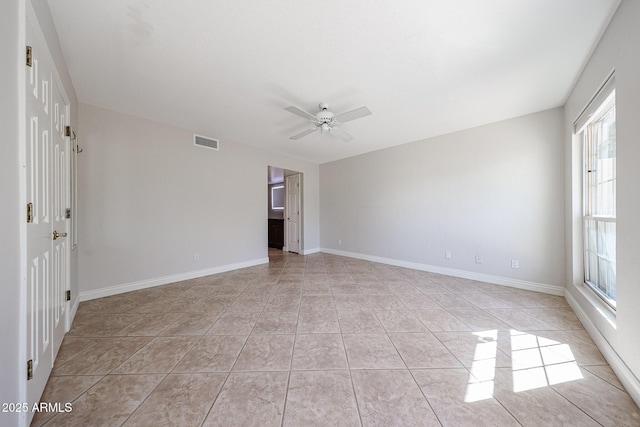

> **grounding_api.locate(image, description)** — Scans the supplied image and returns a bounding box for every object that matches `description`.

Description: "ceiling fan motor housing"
[316,107,335,124]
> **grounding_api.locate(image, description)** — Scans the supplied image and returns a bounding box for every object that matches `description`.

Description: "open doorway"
[268,166,303,254]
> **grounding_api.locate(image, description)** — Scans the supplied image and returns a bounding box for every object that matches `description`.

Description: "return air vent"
[194,134,219,151]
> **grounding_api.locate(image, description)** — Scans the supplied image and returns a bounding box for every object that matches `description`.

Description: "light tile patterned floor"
[34,251,640,426]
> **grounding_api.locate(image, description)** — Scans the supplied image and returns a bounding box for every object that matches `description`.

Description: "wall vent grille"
[194,134,219,151]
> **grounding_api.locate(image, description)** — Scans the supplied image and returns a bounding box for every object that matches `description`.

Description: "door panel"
[51,80,69,355]
[285,174,301,253]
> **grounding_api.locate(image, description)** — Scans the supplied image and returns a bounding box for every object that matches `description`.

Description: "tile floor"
[34,251,640,426]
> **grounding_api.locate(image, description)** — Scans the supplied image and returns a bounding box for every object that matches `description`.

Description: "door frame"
[268,166,303,254]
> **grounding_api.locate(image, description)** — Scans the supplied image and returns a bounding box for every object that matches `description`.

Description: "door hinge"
[66,290,71,301]
[27,202,34,223]
[65,208,71,219]
[26,46,32,67]
[65,126,72,137]
[27,359,33,380]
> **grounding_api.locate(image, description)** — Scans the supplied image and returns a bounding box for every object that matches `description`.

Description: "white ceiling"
[48,0,619,164]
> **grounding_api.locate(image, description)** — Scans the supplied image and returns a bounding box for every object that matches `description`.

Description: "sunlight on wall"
[465,329,583,402]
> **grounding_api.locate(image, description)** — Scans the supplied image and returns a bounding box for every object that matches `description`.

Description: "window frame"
[271,185,284,211]
[577,76,616,310]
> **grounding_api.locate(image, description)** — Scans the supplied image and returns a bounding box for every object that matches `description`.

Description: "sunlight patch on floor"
[465,330,498,402]
[465,329,583,401]
[510,330,583,392]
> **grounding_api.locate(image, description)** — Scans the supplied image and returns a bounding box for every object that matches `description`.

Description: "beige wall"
[77,104,319,296]
[320,108,565,289]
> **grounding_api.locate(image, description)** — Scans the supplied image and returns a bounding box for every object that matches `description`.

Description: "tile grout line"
[199,262,273,426]
[547,383,606,427]
[116,269,256,427]
[278,255,305,427]
[338,264,366,427]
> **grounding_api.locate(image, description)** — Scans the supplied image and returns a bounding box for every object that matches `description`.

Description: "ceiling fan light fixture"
[321,123,330,132]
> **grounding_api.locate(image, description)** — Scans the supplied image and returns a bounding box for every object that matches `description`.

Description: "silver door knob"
[53,231,68,240]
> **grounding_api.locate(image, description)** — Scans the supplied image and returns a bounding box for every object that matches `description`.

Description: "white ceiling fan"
[285,102,372,142]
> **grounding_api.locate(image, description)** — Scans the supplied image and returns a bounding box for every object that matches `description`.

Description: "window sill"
[572,282,617,330]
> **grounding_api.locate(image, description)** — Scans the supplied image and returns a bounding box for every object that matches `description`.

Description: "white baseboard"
[565,290,640,406]
[320,248,564,296]
[67,296,80,330]
[78,258,269,302]
[302,247,320,255]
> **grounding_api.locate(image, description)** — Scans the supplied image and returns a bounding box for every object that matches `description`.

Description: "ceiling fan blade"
[331,127,353,142]
[285,106,318,121]
[335,106,372,123]
[289,127,319,140]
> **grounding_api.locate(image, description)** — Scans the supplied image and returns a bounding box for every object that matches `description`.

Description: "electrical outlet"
[475,255,483,264]
[445,251,452,259]
[193,253,200,262]
[511,259,519,269]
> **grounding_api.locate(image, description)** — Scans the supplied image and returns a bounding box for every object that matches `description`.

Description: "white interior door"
[51,79,70,355]
[25,9,70,412]
[285,174,301,253]
[26,13,53,406]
